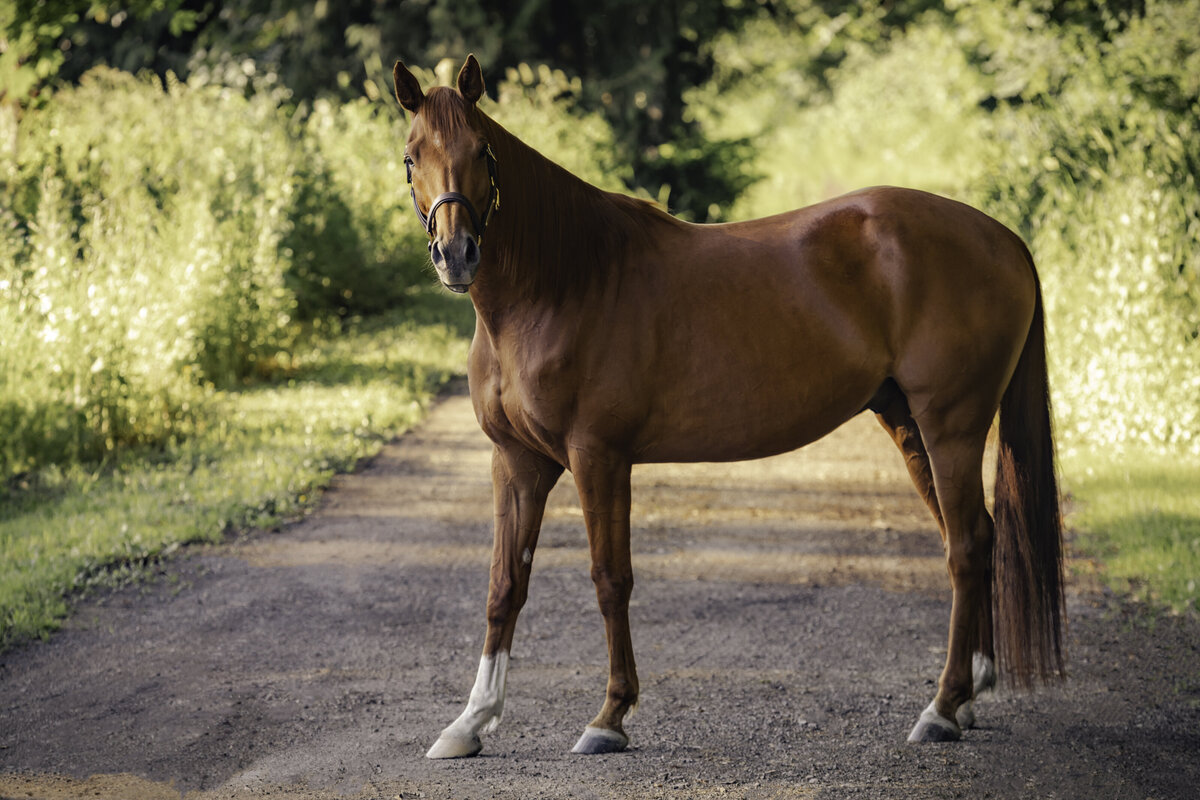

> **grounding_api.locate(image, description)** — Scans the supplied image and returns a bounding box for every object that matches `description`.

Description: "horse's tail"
[992,253,1066,687]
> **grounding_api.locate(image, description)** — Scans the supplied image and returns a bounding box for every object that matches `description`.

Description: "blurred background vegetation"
[1,0,1197,643]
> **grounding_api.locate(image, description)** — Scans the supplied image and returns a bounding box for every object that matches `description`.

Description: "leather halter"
[407,144,500,249]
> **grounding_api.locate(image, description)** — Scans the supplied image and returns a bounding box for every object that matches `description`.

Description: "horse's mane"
[419,87,680,301]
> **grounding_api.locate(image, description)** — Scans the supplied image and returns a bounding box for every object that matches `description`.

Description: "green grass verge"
[1062,448,1200,615]
[1,289,473,650]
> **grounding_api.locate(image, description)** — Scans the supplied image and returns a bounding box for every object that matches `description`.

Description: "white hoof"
[571,725,629,754]
[426,731,483,759]
[907,701,962,743]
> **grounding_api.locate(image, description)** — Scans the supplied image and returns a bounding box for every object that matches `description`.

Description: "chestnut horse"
[393,56,1065,759]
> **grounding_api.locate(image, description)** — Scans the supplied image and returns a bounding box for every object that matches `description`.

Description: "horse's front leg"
[426,442,563,759]
[568,444,638,755]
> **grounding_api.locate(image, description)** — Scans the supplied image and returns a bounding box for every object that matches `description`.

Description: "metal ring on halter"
[407,144,500,250]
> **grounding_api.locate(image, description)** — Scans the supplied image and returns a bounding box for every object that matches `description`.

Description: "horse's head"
[394,55,499,294]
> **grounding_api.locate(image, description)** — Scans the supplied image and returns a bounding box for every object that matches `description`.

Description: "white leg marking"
[460,650,510,733]
[956,699,976,730]
[426,651,509,758]
[972,652,997,695]
[957,652,995,730]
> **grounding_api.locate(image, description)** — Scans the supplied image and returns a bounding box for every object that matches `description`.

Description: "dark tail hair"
[992,259,1066,687]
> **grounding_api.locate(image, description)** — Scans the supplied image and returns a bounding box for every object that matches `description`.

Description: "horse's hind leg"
[426,442,563,759]
[874,391,996,731]
[873,387,945,538]
[907,429,997,742]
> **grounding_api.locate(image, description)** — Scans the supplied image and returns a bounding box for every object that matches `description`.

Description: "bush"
[0,67,375,477]
[486,61,634,192]
[0,59,635,480]
[964,0,1200,453]
[2,66,301,475]
[285,97,429,319]
[702,19,991,216]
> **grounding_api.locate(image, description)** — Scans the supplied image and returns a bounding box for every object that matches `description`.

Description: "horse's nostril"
[431,241,445,265]
[464,237,479,264]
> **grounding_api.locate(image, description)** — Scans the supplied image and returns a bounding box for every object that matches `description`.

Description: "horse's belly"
[630,365,881,464]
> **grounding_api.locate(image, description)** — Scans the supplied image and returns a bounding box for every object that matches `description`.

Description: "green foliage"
[485,62,632,192]
[2,67,298,477]
[0,55,629,482]
[0,1,194,104]
[1063,449,1200,614]
[284,97,427,318]
[10,0,786,219]
[695,18,990,213]
[963,0,1200,454]
[0,300,470,649]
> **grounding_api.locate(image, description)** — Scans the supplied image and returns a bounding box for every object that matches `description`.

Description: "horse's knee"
[590,566,633,616]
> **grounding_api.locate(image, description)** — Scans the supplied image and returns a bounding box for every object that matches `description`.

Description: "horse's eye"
[477,146,488,160]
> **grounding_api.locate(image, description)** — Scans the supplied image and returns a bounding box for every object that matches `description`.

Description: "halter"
[407,144,500,250]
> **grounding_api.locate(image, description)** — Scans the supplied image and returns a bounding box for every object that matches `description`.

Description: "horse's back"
[611,187,1036,461]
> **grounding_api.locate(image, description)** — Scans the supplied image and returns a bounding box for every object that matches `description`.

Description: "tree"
[1,1,200,105]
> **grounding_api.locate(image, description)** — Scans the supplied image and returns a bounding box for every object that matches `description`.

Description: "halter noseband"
[407,144,500,250]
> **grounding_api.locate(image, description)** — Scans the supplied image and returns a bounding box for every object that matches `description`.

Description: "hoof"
[956,700,976,730]
[426,732,483,759]
[907,702,962,743]
[571,725,629,754]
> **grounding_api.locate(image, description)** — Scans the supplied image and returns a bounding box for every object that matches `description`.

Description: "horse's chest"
[471,346,575,464]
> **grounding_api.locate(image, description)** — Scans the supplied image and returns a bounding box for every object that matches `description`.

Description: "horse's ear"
[393,60,424,115]
[457,54,485,106]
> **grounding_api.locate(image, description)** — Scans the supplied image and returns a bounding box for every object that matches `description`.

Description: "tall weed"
[1,68,298,478]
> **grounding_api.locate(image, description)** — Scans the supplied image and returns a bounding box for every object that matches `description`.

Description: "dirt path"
[2,386,1198,800]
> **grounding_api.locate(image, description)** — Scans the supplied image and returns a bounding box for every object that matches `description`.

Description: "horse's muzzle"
[431,234,480,293]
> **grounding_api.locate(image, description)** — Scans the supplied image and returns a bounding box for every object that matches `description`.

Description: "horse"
[392,55,1065,759]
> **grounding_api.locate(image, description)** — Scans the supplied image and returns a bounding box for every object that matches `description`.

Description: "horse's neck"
[469,116,681,330]
[469,173,592,346]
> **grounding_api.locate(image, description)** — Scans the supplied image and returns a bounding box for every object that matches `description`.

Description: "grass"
[1062,448,1200,615]
[0,288,473,650]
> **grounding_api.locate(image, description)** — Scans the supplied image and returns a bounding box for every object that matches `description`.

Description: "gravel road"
[2,385,1198,799]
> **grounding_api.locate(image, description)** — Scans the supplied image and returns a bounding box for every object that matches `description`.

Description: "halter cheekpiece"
[407,144,500,250]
